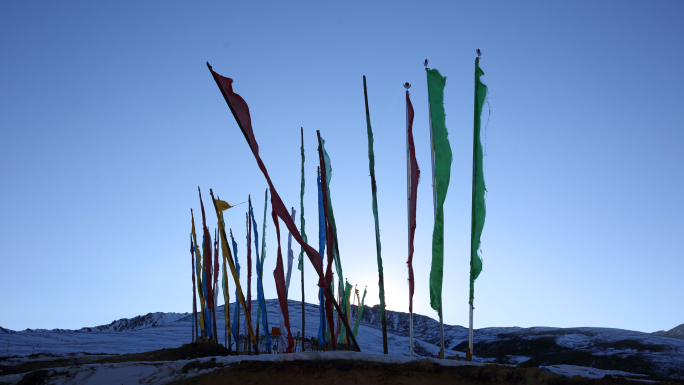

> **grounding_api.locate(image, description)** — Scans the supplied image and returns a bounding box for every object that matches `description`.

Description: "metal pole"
[469,304,473,354]
[425,60,445,359]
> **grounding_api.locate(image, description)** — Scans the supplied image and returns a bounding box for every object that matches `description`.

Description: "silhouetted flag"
[316,169,327,343]
[470,58,488,305]
[427,69,452,315]
[251,202,272,352]
[208,65,332,353]
[406,90,420,314]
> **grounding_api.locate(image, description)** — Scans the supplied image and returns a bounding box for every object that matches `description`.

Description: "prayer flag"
[470,58,488,306]
[427,69,452,315]
[251,202,272,353]
[406,89,420,314]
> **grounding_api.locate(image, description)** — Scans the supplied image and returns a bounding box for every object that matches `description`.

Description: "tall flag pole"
[317,130,359,350]
[251,200,272,353]
[257,189,267,332]
[280,208,296,351]
[246,199,253,353]
[318,135,344,296]
[216,198,236,349]
[191,209,206,338]
[469,50,488,360]
[206,63,359,352]
[190,234,197,343]
[229,229,241,351]
[199,188,215,342]
[210,190,259,354]
[425,59,452,359]
[213,229,219,343]
[405,81,420,357]
[316,167,327,345]
[298,127,307,343]
[362,76,388,354]
[317,130,360,351]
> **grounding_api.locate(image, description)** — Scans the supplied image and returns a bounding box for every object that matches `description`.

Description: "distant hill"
[2,300,683,379]
[653,323,684,340]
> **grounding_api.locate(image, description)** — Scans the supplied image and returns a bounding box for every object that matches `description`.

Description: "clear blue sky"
[1,1,682,334]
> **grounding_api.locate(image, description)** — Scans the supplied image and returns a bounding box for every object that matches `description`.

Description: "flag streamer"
[229,230,241,348]
[209,191,258,353]
[257,189,268,327]
[352,287,367,338]
[190,235,198,341]
[191,210,206,337]
[317,132,342,349]
[362,76,387,354]
[251,202,272,352]
[207,64,359,351]
[217,200,235,347]
[316,168,327,344]
[427,69,452,315]
[199,190,215,339]
[470,58,488,305]
[406,90,420,314]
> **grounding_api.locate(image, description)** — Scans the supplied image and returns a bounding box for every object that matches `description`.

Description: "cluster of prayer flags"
[191,56,488,356]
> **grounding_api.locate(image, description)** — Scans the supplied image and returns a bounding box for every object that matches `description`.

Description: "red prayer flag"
[406,90,420,314]
[199,188,214,311]
[208,64,332,353]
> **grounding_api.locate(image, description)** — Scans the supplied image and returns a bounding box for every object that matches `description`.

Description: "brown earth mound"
[170,359,683,385]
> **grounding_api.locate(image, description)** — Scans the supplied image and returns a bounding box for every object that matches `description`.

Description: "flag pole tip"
[403,82,411,90]
[206,62,212,70]
[424,59,428,68]
[476,49,482,58]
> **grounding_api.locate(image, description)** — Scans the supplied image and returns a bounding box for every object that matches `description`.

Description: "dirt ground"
[3,342,684,385]
[171,358,684,385]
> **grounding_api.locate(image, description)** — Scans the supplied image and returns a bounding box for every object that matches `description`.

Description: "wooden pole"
[213,229,219,344]
[362,76,388,355]
[300,127,306,348]
[246,207,252,354]
[425,60,445,359]
[191,233,197,343]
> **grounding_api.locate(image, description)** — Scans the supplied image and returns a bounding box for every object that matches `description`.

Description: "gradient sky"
[1,1,683,334]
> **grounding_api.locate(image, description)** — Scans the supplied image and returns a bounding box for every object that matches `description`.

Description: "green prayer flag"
[319,137,344,288]
[427,68,452,315]
[257,189,268,325]
[352,287,366,338]
[470,58,488,306]
[337,281,353,344]
[298,131,307,271]
[363,76,386,322]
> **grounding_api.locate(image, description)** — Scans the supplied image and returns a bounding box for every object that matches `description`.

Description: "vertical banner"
[470,57,488,305]
[427,69,452,315]
[316,168,327,344]
[362,76,388,354]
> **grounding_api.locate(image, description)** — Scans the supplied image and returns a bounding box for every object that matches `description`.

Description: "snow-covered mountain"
[76,312,188,333]
[1,300,683,378]
[653,323,684,340]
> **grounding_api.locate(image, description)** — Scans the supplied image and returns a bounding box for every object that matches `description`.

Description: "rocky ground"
[2,342,684,385]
